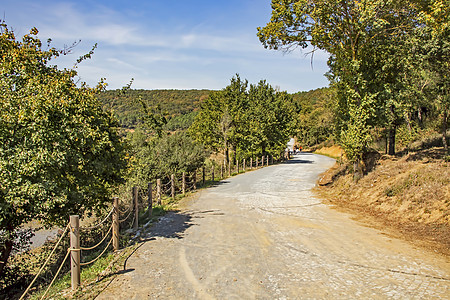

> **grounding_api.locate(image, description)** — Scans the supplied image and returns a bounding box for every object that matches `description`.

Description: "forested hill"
[98,87,334,134]
[98,89,212,129]
[292,87,334,147]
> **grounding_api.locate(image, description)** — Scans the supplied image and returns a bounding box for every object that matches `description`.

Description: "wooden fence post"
[267,155,269,166]
[250,157,253,170]
[193,171,197,190]
[235,158,238,174]
[211,165,215,182]
[156,179,161,205]
[171,174,175,200]
[147,182,152,216]
[262,155,265,167]
[182,172,186,195]
[133,186,139,230]
[112,198,119,251]
[70,215,80,290]
[228,160,231,177]
[256,157,259,168]
[202,166,205,185]
[243,159,246,172]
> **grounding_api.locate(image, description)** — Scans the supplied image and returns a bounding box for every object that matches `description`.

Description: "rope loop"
[80,207,114,230]
[80,238,113,266]
[80,225,113,251]
[119,206,133,224]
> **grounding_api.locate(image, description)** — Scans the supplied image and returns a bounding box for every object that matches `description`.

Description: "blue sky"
[2,0,330,92]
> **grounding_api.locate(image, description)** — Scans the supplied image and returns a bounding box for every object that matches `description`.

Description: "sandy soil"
[95,153,450,299]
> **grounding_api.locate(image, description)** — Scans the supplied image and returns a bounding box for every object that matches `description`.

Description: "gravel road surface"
[96,153,450,299]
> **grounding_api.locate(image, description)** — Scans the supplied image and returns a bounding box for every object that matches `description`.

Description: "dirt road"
[96,153,450,299]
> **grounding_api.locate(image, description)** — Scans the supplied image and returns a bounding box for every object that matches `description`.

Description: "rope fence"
[17,152,287,298]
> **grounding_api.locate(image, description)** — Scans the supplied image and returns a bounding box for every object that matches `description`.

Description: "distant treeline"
[99,87,335,138]
[98,89,211,130]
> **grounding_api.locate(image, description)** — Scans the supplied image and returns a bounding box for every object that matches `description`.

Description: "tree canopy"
[258,0,449,176]
[0,23,127,276]
[189,75,296,162]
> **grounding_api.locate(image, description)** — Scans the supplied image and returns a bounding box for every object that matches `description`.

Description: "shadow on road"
[148,209,225,240]
[148,211,194,239]
[285,159,314,164]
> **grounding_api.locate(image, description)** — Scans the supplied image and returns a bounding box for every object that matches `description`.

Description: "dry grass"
[314,145,344,159]
[316,147,450,256]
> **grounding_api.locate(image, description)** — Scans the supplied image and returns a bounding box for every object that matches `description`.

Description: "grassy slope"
[316,147,449,256]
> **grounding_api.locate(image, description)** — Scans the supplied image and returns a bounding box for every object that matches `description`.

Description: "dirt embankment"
[316,147,450,256]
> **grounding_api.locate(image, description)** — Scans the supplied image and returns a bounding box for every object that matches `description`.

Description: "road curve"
[97,153,450,299]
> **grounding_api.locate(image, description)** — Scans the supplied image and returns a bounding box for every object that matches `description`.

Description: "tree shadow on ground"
[404,147,447,162]
[285,158,314,164]
[146,211,194,239]
[146,208,225,240]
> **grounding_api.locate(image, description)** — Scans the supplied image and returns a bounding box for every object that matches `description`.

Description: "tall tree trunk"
[388,126,396,155]
[224,135,229,165]
[385,133,388,155]
[231,144,236,165]
[224,147,229,166]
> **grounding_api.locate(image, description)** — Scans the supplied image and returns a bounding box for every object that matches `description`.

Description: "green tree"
[126,128,207,188]
[419,0,450,152]
[190,75,296,162]
[189,90,232,162]
[0,23,127,276]
[247,80,296,155]
[189,75,248,164]
[294,88,335,147]
[153,132,208,177]
[258,0,419,177]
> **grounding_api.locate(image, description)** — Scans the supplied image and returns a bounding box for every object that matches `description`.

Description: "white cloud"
[3,0,330,92]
